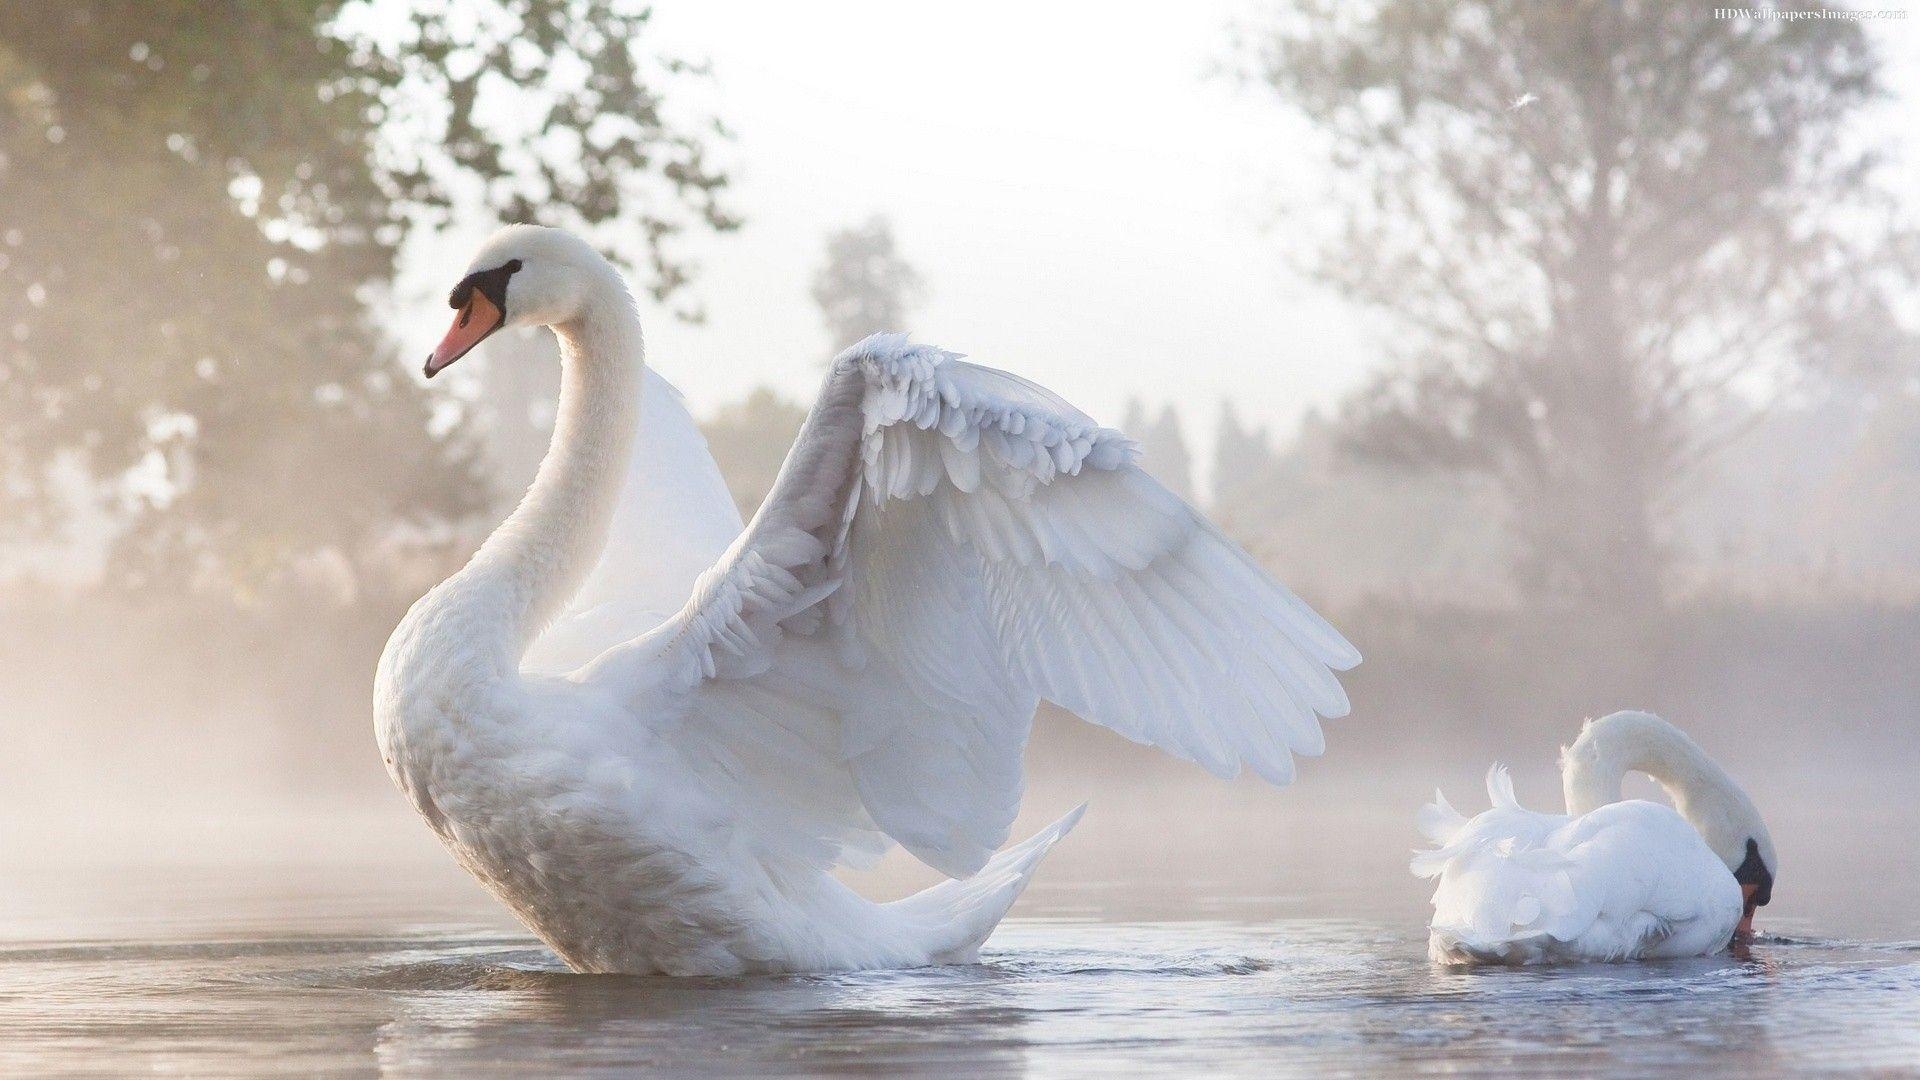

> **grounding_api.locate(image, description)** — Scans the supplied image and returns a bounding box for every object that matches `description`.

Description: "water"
[1,861,1916,1077]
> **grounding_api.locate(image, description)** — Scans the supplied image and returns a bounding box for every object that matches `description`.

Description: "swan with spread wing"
[375,225,1359,975]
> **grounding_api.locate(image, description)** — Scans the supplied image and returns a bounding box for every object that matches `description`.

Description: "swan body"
[375,226,1359,975]
[1413,711,1776,966]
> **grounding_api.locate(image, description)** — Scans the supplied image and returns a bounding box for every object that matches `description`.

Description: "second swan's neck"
[456,294,643,666]
[1560,711,1758,852]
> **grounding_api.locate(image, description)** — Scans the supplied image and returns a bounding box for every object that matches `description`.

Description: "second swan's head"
[425,225,622,378]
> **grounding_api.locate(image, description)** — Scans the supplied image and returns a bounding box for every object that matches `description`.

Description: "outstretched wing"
[587,334,1358,878]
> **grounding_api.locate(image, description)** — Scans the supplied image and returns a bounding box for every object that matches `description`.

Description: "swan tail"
[890,804,1085,964]
[1485,763,1520,810]
[1413,767,1591,965]
[1415,787,1470,846]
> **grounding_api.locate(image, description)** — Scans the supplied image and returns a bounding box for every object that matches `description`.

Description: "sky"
[400,0,1920,480]
[402,0,1371,474]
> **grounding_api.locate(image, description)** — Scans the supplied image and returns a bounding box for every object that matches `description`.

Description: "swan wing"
[525,366,744,674]
[591,334,1358,877]
[1550,801,1746,959]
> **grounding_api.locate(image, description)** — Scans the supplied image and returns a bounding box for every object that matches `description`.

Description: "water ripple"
[0,921,1915,1077]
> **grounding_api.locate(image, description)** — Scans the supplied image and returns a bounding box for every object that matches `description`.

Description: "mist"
[2,0,1917,911]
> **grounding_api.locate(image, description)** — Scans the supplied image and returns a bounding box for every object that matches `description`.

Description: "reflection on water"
[0,866,1915,1077]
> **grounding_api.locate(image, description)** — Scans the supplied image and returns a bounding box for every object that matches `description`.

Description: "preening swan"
[374,225,1360,975]
[1413,710,1777,965]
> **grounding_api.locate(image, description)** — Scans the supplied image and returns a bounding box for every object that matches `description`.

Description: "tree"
[1147,404,1196,505]
[700,387,807,520]
[1121,399,1196,503]
[475,328,564,519]
[0,0,736,599]
[1246,1,1916,607]
[1213,401,1278,516]
[810,216,925,354]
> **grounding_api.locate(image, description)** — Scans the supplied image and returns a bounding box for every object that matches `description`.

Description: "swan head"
[425,225,623,377]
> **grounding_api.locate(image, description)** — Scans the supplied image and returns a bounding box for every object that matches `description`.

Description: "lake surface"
[1,858,1915,1077]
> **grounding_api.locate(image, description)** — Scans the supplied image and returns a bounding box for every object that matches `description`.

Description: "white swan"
[1412,710,1777,965]
[374,225,1360,975]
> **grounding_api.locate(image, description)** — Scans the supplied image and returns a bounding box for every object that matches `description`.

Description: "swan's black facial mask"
[1732,837,1773,938]
[425,259,522,378]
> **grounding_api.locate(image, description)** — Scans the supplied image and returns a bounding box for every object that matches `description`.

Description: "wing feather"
[588,334,1358,877]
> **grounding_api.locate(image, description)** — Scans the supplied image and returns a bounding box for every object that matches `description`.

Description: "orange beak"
[425,289,504,378]
[1735,882,1760,939]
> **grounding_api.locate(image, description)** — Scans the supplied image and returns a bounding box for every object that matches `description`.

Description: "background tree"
[474,328,564,520]
[809,215,925,354]
[0,0,736,601]
[1212,401,1278,516]
[699,388,807,519]
[1246,0,1916,608]
[1122,399,1196,503]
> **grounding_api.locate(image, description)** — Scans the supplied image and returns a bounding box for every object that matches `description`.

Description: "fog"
[2,0,1918,948]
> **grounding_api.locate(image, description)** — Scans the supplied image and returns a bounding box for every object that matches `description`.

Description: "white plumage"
[376,226,1358,975]
[1413,711,1776,966]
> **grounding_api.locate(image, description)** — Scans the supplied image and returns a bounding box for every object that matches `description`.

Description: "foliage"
[699,387,806,519]
[1121,398,1195,503]
[1212,402,1276,516]
[1246,0,1917,607]
[809,215,924,354]
[0,0,735,598]
[1210,407,1513,607]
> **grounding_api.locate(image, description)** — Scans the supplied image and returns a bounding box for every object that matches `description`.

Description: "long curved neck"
[457,291,643,666]
[1560,711,1759,860]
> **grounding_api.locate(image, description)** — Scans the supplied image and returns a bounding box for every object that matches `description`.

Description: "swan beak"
[425,290,504,378]
[1735,883,1760,939]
